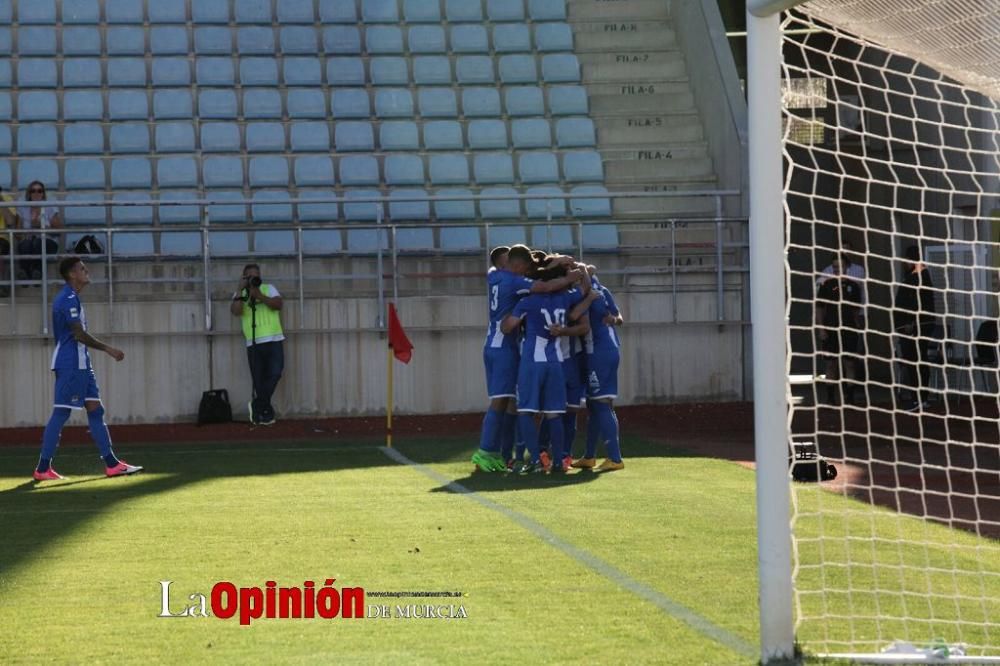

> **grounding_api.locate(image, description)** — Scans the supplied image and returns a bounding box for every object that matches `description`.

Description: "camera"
[248,276,262,288]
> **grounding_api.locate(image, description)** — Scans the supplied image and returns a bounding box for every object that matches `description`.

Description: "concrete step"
[605,155,715,182]
[580,50,687,83]
[568,0,671,22]
[572,20,677,51]
[587,82,695,114]
[611,188,721,218]
[595,114,705,145]
[601,142,710,161]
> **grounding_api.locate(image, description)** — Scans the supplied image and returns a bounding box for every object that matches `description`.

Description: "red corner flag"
[387,303,413,364]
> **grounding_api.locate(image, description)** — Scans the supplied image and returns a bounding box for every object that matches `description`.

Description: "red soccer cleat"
[33,468,66,481]
[106,460,144,477]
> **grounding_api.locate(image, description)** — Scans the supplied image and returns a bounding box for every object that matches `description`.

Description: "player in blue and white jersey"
[32,257,143,481]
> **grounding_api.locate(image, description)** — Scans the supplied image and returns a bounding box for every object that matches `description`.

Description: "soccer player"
[33,257,142,481]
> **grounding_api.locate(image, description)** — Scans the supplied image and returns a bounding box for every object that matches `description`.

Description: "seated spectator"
[0,186,15,296]
[16,181,62,281]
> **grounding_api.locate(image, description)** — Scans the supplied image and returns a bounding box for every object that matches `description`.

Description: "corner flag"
[387,303,413,364]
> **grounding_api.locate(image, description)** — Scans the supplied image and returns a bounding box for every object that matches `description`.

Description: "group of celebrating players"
[472,244,625,475]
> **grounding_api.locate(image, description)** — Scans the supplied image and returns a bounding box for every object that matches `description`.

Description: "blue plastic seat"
[370,57,408,86]
[19,0,57,24]
[319,0,357,23]
[251,191,293,223]
[210,229,250,256]
[487,225,528,248]
[278,0,316,23]
[244,88,283,118]
[529,0,566,20]
[62,27,101,55]
[374,88,413,118]
[64,0,101,24]
[367,26,403,54]
[499,55,537,84]
[16,159,59,188]
[158,191,201,225]
[107,0,144,23]
[434,188,475,220]
[64,91,104,120]
[203,157,244,188]
[250,157,289,187]
[488,0,525,21]
[468,119,507,149]
[339,155,379,186]
[192,0,229,23]
[149,0,186,23]
[396,227,434,251]
[107,27,145,55]
[283,57,322,86]
[346,228,389,253]
[235,0,273,23]
[418,88,458,118]
[17,91,57,121]
[408,26,445,53]
[493,24,531,53]
[556,117,596,148]
[64,159,105,190]
[63,123,104,154]
[344,189,383,221]
[113,232,155,256]
[0,161,10,188]
[322,26,361,54]
[238,27,276,54]
[0,62,12,88]
[155,122,195,153]
[571,185,612,218]
[504,86,544,117]
[429,154,469,186]
[206,190,247,224]
[254,229,296,255]
[0,29,7,54]
[297,189,338,223]
[480,186,521,219]
[109,122,150,153]
[512,118,552,148]
[154,90,193,119]
[17,125,58,154]
[536,23,573,52]
[518,152,559,183]
[195,27,232,54]
[462,87,501,117]
[302,228,343,254]
[63,192,107,226]
[160,229,203,256]
[548,85,589,115]
[423,121,463,150]
[389,189,431,222]
[452,25,488,53]
[380,121,419,151]
[293,156,334,186]
[196,58,235,86]
[152,58,192,87]
[334,121,374,151]
[246,123,286,152]
[446,0,482,22]
[563,151,604,182]
[384,154,424,186]
[413,57,451,85]
[18,27,57,55]
[280,26,317,54]
[108,90,148,119]
[111,158,152,189]
[157,157,198,188]
[151,26,189,54]
[107,58,147,87]
[240,58,279,86]
[201,123,241,153]
[0,93,8,120]
[361,0,398,23]
[440,227,481,252]
[290,122,331,152]
[327,58,366,85]
[456,56,494,84]
[0,126,12,154]
[331,89,370,118]
[403,0,440,22]
[287,89,326,118]
[18,59,58,88]
[530,224,573,250]
[542,54,580,82]
[198,90,238,119]
[474,154,514,185]
[525,185,567,218]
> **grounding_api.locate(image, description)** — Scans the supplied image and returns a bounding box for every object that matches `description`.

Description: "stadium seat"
[493,24,531,53]
[17,125,58,155]
[19,0,57,24]
[113,232,155,256]
[529,0,567,20]
[488,0,525,21]
[361,0,398,23]
[423,121,463,150]
[339,155,379,186]
[249,157,289,187]
[380,121,419,151]
[456,56,494,84]
[157,157,198,188]
[371,57,408,86]
[155,122,196,153]
[154,90,193,119]
[192,0,229,23]
[0,62,10,88]
[0,126,13,154]
[396,227,435,251]
[412,57,451,85]
[0,29,7,55]
[384,154,424,186]
[110,122,150,153]
[536,23,574,52]
[209,230,250,256]
[64,0,101,24]
[512,118,552,148]
[531,224,573,250]
[446,0,482,22]
[374,88,413,118]
[18,59,58,88]
[252,231,295,256]
[107,58,147,87]
[279,26,318,54]
[499,55,538,84]
[196,58,235,86]
[107,27,145,55]
[408,26,445,53]
[542,54,580,82]
[468,119,508,149]
[334,121,374,151]
[505,86,545,116]
[63,192,107,226]
[252,191,293,223]
[195,27,232,54]
[429,154,470,185]
[64,91,104,120]
[278,0,315,24]
[17,91,57,121]
[550,86,590,117]
[440,227,481,251]
[203,156,244,188]
[16,159,58,188]
[302,228,343,254]
[368,26,403,54]
[403,0,440,22]
[525,186,567,218]
[247,123,285,153]
[64,159,105,190]
[486,224,527,248]
[474,154,514,185]
[418,88,458,118]
[151,26,189,55]
[434,187,475,220]
[159,190,202,225]
[149,0,186,23]
[571,185,613,218]
[322,26,361,54]
[238,27,276,55]
[331,89,370,118]
[462,87,501,117]
[63,27,101,55]
[293,156,335,186]
[63,123,104,154]
[198,90,238,119]
[106,0,144,23]
[235,0,273,24]
[346,228,388,253]
[111,157,151,189]
[0,93,8,120]
[297,189,338,223]
[152,58,192,87]
[389,189,431,222]
[201,123,241,153]
[206,190,247,223]
[18,27,57,56]
[160,230,202,257]
[290,122,331,152]
[556,117,596,147]
[245,88,284,118]
[0,161,9,188]
[287,89,326,118]
[319,0,357,23]
[563,151,604,182]
[519,152,559,183]
[452,25,489,53]
[283,57,322,86]
[240,58,279,86]
[327,58,366,86]
[344,189,383,221]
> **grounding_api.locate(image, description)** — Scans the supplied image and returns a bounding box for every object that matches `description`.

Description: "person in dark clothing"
[816,257,864,404]
[893,245,938,411]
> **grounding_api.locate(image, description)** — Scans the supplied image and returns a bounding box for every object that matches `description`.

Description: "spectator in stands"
[893,245,938,412]
[818,241,868,382]
[16,180,62,281]
[230,263,285,426]
[815,256,864,405]
[0,186,15,296]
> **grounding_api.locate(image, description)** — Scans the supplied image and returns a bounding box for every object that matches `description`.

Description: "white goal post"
[748,0,1000,664]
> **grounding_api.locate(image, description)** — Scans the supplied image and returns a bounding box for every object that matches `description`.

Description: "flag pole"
[387,342,394,449]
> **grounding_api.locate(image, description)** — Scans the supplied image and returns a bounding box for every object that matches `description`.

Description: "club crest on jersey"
[70,308,78,317]
[588,371,600,390]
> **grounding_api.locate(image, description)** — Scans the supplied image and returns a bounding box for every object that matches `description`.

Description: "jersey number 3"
[490,285,499,311]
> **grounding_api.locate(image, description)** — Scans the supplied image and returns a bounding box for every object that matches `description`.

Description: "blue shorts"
[517,361,566,414]
[563,354,585,409]
[484,346,519,399]
[54,368,101,409]
[586,348,619,400]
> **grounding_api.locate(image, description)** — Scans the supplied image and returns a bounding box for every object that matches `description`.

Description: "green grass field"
[0,435,996,664]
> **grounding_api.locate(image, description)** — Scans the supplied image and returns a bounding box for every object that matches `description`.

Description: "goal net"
[778,1,1000,662]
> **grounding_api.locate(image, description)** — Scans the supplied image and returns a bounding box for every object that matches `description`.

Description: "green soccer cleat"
[471,450,506,473]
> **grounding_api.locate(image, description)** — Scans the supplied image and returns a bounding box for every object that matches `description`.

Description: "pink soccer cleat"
[106,460,143,477]
[33,468,66,481]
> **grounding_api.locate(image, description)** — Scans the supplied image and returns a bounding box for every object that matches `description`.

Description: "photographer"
[230,264,285,426]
